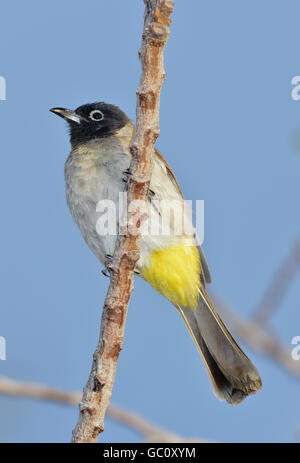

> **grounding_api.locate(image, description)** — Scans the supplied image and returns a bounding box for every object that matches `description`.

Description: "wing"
[153,148,212,285]
[154,148,183,197]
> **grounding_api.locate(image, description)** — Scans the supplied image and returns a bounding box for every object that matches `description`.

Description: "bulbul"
[50,102,262,405]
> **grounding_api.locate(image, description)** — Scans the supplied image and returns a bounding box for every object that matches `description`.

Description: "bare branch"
[106,403,211,443]
[252,240,300,326]
[71,0,174,443]
[0,377,81,406]
[0,377,209,443]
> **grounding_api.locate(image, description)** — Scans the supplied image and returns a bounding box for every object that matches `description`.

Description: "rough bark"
[71,0,174,443]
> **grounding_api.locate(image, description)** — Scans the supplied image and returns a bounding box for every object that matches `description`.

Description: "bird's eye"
[89,109,104,121]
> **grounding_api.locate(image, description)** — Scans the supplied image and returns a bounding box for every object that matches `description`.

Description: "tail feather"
[177,290,262,405]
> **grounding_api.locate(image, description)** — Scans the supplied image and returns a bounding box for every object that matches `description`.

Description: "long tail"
[177,290,262,405]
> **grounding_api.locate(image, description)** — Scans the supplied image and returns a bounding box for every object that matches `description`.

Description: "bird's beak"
[50,107,81,124]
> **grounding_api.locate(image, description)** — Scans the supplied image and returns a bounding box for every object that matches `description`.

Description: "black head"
[50,102,129,147]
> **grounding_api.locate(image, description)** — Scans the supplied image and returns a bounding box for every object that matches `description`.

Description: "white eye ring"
[89,109,104,121]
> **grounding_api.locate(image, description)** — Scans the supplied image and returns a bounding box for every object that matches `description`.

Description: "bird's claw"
[101,268,110,278]
[122,168,132,183]
[101,254,114,277]
[148,188,155,199]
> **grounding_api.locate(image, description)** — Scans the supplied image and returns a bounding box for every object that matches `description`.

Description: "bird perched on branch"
[51,102,262,405]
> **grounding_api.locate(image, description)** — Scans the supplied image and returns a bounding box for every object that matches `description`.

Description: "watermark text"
[0,336,6,360]
[0,76,6,100]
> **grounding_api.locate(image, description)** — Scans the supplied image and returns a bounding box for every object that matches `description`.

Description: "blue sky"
[0,0,300,442]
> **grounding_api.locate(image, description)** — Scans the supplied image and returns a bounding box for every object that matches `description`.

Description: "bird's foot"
[101,254,114,277]
[148,188,155,199]
[122,168,132,183]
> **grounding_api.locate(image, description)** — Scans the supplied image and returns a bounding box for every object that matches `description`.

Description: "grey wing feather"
[198,246,212,284]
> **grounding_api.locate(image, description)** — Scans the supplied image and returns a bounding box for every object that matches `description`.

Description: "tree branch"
[71,0,174,443]
[0,377,81,406]
[0,377,209,443]
[251,240,300,326]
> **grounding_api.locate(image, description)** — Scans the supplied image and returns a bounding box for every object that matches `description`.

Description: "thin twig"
[0,377,209,443]
[107,403,210,443]
[252,240,300,326]
[71,0,174,442]
[0,377,81,406]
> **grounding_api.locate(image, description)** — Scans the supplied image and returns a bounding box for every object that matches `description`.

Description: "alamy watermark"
[291,76,300,101]
[0,76,6,100]
[95,193,205,245]
[291,336,300,361]
[0,336,6,360]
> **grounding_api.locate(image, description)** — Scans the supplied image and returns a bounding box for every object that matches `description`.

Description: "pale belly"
[64,145,200,308]
[65,166,127,265]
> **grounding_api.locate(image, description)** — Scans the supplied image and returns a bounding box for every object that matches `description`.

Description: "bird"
[50,101,262,405]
